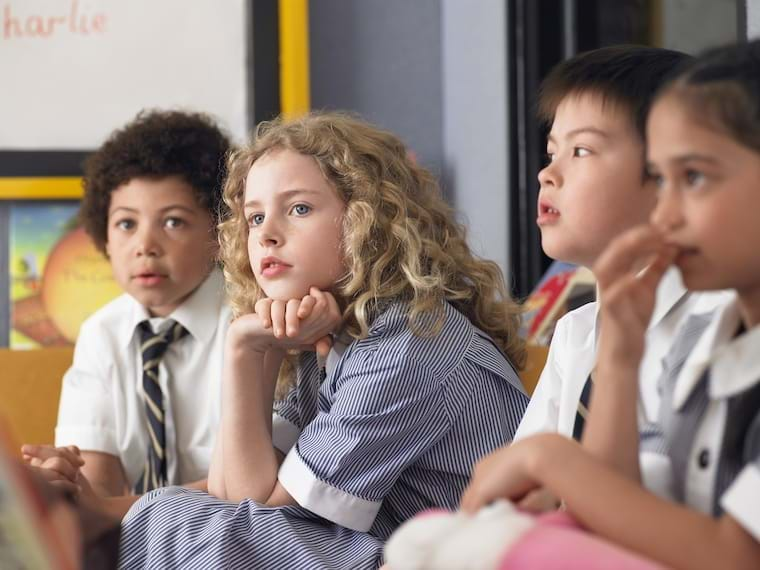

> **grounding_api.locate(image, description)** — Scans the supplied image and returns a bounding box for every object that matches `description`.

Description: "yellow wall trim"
[279,0,311,119]
[0,177,83,200]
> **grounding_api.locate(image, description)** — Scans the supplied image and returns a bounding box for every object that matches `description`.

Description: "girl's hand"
[593,226,676,369]
[461,434,569,514]
[255,288,341,357]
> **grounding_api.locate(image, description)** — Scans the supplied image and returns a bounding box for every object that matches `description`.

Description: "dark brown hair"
[80,110,231,253]
[538,45,691,141]
[657,39,760,154]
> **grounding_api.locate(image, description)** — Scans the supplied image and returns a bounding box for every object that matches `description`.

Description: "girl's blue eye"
[292,204,311,216]
[250,214,265,226]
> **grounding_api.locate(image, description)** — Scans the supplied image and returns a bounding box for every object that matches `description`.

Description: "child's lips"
[537,201,560,225]
[133,272,167,286]
[260,256,292,278]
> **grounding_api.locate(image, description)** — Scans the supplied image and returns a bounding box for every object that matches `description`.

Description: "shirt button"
[697,449,710,469]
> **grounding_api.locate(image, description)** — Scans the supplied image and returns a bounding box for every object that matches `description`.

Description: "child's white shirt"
[515,268,732,438]
[55,268,232,488]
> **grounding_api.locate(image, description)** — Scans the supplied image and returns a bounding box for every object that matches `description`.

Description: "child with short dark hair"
[514,47,729,490]
[461,39,760,569]
[24,110,233,512]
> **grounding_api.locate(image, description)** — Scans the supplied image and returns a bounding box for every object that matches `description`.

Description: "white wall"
[749,0,760,39]
[441,0,510,279]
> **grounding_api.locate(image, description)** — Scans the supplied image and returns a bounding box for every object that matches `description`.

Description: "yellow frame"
[279,0,311,119]
[0,177,83,200]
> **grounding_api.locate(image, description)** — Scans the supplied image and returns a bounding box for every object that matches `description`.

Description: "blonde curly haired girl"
[118,111,529,570]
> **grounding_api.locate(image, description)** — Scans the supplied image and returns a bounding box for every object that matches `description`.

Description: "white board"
[0,0,249,149]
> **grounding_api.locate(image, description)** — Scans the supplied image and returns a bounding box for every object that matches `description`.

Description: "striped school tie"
[572,372,593,441]
[134,320,188,494]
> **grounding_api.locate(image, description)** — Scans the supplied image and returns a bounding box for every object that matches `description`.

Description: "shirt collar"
[673,296,760,408]
[119,268,227,348]
[649,266,689,329]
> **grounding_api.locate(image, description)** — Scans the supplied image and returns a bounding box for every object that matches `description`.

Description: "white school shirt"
[55,268,231,489]
[645,297,760,541]
[514,268,732,439]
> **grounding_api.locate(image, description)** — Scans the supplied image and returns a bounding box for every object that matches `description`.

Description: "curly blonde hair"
[218,112,525,371]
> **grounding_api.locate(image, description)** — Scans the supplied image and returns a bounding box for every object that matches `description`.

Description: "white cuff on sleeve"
[54,427,119,456]
[720,464,760,541]
[278,447,381,532]
[271,414,301,454]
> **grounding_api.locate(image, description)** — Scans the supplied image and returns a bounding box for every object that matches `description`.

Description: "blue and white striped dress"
[119,302,529,569]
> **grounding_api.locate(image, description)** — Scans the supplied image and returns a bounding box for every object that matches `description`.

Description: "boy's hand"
[254,288,341,357]
[22,444,84,484]
[593,226,676,369]
[21,444,101,501]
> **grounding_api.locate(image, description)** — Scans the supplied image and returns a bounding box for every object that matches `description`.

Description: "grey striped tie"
[134,320,188,494]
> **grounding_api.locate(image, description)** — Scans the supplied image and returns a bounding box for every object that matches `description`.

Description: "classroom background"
[0,0,755,444]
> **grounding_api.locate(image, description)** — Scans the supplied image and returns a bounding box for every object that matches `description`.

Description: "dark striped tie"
[134,320,188,494]
[572,372,593,441]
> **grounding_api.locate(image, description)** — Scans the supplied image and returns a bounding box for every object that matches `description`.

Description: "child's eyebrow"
[672,153,720,165]
[244,188,322,209]
[548,127,611,144]
[108,205,199,215]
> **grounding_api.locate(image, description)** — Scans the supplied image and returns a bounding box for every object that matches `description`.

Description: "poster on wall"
[9,202,121,349]
[0,0,249,149]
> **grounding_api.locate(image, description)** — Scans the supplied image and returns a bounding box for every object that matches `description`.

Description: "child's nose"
[537,161,560,188]
[135,226,162,257]
[651,189,683,232]
[257,218,282,246]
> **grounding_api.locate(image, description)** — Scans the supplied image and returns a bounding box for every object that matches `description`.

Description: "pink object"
[498,512,665,570]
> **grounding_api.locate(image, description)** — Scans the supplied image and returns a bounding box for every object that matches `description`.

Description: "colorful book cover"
[521,261,596,345]
[9,203,122,349]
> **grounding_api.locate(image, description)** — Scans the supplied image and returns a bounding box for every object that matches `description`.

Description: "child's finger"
[637,244,677,290]
[255,298,273,329]
[594,226,663,287]
[309,287,328,313]
[40,457,80,482]
[49,479,82,497]
[285,299,302,337]
[21,444,84,467]
[270,300,287,338]
[297,295,316,319]
[315,335,333,359]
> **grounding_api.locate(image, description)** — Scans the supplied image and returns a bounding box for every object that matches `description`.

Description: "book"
[9,203,121,349]
[521,261,596,346]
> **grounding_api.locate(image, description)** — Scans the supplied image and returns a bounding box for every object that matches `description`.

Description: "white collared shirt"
[515,268,732,439]
[55,268,231,488]
[646,297,760,540]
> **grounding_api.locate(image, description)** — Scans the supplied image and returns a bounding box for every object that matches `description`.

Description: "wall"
[308,0,512,278]
[749,0,760,38]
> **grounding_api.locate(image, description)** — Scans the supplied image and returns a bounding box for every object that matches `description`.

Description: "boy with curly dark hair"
[23,110,233,514]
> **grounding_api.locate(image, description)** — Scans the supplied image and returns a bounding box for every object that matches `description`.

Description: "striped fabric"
[119,302,529,569]
[134,320,188,494]
[572,372,593,441]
